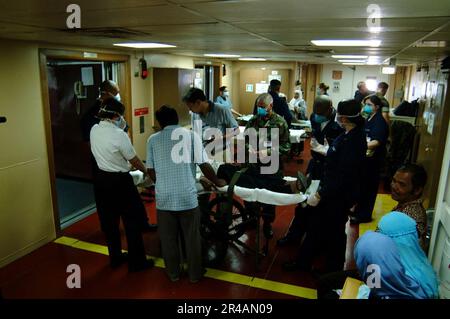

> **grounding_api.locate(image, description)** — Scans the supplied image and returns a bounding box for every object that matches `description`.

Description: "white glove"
[306,192,321,207]
[310,138,329,156]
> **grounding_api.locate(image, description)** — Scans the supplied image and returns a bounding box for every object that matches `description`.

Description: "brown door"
[416,68,450,208]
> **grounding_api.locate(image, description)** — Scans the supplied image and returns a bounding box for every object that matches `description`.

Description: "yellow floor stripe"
[54,236,317,299]
[359,194,397,236]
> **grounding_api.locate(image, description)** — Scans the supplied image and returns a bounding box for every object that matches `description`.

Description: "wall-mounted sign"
[333,81,340,93]
[256,82,269,94]
[332,71,342,80]
[268,74,282,83]
[134,107,149,116]
[246,84,254,92]
[272,70,278,75]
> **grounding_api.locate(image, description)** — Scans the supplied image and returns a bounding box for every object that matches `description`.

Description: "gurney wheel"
[204,196,248,241]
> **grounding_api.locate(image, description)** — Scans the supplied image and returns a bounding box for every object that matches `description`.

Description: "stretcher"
[130,165,319,272]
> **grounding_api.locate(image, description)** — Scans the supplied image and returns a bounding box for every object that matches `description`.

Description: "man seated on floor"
[215,93,294,239]
[388,163,428,251]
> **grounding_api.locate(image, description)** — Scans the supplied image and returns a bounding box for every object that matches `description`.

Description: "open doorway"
[39,50,131,232]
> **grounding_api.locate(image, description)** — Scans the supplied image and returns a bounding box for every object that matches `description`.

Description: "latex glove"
[310,138,329,156]
[306,192,321,207]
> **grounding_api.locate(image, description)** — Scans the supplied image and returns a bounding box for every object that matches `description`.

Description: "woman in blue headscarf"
[354,231,428,299]
[378,211,439,298]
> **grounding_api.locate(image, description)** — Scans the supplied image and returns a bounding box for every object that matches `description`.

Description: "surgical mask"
[223,91,229,97]
[362,104,374,116]
[114,93,121,102]
[314,114,328,124]
[257,107,268,118]
[316,89,322,95]
[113,115,127,130]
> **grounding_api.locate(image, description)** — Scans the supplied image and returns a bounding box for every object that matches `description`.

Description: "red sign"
[134,107,149,116]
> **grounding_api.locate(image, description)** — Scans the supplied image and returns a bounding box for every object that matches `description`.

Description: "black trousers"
[296,200,349,273]
[217,164,292,223]
[354,158,382,221]
[285,204,314,239]
[91,154,149,228]
[94,170,147,267]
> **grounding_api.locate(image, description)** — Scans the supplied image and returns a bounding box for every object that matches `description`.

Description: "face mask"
[113,116,127,130]
[223,91,229,97]
[114,93,121,102]
[257,107,268,118]
[362,104,374,116]
[316,89,322,95]
[314,114,328,124]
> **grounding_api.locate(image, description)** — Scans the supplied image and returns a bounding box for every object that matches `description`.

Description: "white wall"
[321,64,389,107]
[0,40,56,267]
[129,53,194,159]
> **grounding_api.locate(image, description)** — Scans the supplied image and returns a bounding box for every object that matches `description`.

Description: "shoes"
[128,259,154,273]
[277,235,297,247]
[110,252,128,269]
[190,268,207,283]
[169,275,180,282]
[263,223,274,239]
[142,223,158,233]
[349,216,372,225]
[282,260,311,272]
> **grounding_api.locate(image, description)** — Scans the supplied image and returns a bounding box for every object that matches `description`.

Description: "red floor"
[0,140,366,299]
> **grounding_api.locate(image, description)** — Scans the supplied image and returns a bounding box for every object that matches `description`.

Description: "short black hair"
[219,86,227,92]
[337,99,365,127]
[378,82,389,90]
[155,105,179,128]
[397,163,427,191]
[363,94,383,107]
[269,79,281,87]
[182,88,207,103]
[97,98,125,119]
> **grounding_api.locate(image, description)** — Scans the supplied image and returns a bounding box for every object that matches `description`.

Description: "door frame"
[38,49,131,236]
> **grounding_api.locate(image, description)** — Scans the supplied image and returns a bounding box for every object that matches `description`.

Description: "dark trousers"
[95,170,147,268]
[296,200,349,272]
[285,204,313,239]
[157,207,203,281]
[91,154,150,227]
[354,159,381,221]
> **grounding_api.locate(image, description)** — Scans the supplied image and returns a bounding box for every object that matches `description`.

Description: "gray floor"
[56,178,96,229]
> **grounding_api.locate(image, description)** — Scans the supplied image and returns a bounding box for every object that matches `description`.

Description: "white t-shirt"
[90,120,136,172]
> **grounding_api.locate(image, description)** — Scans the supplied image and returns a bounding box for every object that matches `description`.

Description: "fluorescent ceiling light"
[332,55,368,59]
[312,39,381,47]
[338,59,367,63]
[239,58,267,61]
[414,41,447,48]
[343,63,365,65]
[204,54,240,58]
[113,42,176,48]
[382,66,396,74]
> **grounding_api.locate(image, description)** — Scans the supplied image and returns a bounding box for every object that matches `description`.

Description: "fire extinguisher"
[139,58,148,79]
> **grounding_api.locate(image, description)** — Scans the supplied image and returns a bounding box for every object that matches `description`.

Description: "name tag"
[263,141,272,148]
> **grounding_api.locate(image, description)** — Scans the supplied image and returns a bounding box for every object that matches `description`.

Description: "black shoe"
[263,223,273,239]
[110,253,128,269]
[282,260,311,272]
[277,235,296,247]
[142,223,158,233]
[349,217,372,225]
[129,259,154,272]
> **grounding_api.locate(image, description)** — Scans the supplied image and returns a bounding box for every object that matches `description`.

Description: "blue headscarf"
[378,211,439,298]
[354,231,427,299]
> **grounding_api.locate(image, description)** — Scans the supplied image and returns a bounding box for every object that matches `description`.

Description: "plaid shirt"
[146,125,208,211]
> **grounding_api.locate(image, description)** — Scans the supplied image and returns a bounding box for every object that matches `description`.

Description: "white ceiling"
[0,0,449,64]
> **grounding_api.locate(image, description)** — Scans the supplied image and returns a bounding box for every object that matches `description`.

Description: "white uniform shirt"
[90,121,136,172]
